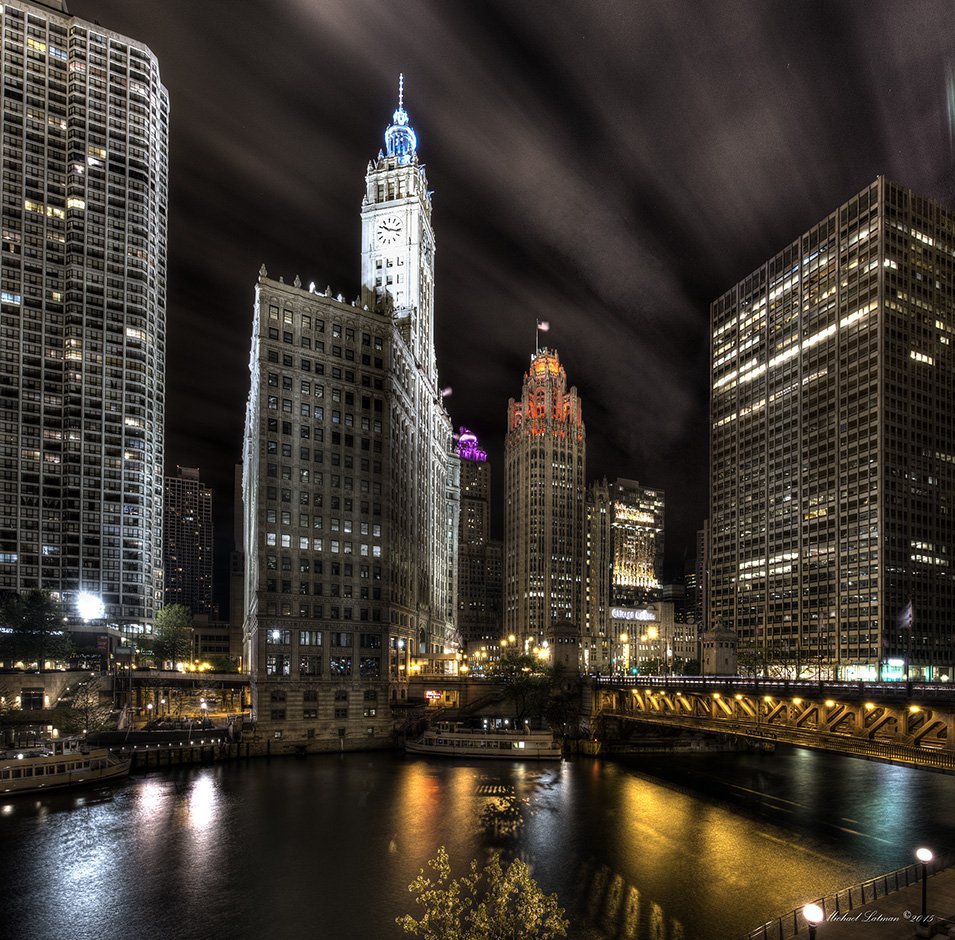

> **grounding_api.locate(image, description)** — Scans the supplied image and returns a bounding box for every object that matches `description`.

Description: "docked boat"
[406,723,562,760]
[0,738,130,796]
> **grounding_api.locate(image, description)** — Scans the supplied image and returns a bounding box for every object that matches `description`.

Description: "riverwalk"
[757,866,955,939]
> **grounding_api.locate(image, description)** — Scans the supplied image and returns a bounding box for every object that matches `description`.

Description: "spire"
[384,73,417,165]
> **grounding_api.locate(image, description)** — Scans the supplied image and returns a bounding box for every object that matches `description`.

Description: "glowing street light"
[76,592,105,621]
[916,847,933,930]
[803,903,824,939]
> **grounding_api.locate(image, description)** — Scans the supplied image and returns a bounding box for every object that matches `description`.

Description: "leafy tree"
[543,684,582,740]
[65,681,113,734]
[206,654,238,673]
[149,604,194,667]
[397,846,569,940]
[487,652,553,724]
[0,590,72,667]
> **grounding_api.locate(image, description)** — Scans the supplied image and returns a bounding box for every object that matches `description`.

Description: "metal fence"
[741,858,948,940]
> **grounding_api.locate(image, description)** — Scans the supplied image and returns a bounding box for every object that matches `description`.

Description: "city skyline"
[68,0,955,604]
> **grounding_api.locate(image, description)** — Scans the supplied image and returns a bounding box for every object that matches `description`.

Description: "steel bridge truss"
[593,677,955,772]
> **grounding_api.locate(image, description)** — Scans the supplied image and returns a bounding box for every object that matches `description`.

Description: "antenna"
[398,73,404,110]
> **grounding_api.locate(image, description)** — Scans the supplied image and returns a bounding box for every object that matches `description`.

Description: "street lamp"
[916,847,933,931]
[803,903,824,939]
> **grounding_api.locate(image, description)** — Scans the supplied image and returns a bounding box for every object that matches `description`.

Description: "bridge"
[592,676,955,772]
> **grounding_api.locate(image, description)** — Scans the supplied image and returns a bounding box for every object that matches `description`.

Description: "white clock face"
[376,216,402,245]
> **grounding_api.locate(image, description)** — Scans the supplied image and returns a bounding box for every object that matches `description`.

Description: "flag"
[898,599,914,630]
[537,320,550,332]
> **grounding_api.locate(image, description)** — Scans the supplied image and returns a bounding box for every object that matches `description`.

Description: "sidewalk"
[794,868,955,938]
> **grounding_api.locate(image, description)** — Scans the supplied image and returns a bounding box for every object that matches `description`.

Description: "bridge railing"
[595,674,955,704]
[741,857,948,940]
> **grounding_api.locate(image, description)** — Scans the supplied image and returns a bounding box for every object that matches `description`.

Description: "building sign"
[610,607,657,622]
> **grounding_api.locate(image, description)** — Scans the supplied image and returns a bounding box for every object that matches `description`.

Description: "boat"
[406,723,562,760]
[0,738,131,796]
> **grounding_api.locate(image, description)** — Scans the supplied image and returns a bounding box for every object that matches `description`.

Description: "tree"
[64,682,113,734]
[397,846,569,940]
[149,604,194,667]
[0,590,71,667]
[487,652,553,724]
[206,654,238,673]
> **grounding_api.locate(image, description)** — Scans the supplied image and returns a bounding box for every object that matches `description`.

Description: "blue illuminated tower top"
[384,74,417,165]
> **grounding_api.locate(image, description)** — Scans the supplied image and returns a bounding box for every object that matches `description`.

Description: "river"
[1,745,952,940]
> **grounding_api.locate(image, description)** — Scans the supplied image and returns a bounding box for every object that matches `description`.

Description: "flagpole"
[535,321,539,355]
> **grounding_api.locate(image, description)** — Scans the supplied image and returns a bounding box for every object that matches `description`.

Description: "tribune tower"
[504,349,586,659]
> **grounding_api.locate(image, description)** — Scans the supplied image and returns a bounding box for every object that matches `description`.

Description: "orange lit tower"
[504,348,586,663]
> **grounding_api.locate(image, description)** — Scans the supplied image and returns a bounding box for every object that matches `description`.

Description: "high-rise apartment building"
[504,348,586,659]
[710,177,955,680]
[0,0,168,627]
[241,85,458,746]
[163,467,214,617]
[456,428,502,651]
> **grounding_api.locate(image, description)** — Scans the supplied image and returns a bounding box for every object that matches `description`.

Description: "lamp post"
[916,847,933,933]
[803,903,824,939]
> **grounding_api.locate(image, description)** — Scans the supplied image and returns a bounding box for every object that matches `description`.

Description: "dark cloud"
[71,0,955,604]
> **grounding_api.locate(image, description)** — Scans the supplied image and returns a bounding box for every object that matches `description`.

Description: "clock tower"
[361,76,436,384]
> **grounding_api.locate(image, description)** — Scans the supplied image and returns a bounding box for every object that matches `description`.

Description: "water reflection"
[1,748,953,940]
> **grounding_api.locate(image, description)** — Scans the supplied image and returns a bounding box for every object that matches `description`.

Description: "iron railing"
[740,858,948,940]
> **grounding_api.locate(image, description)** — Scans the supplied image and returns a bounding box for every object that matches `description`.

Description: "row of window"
[266,629,382,648]
[265,654,380,678]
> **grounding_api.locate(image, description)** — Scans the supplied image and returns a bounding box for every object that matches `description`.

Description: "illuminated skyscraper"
[583,477,664,672]
[710,177,955,679]
[609,479,664,607]
[241,82,458,745]
[163,467,215,617]
[456,428,502,651]
[504,348,586,659]
[0,0,168,627]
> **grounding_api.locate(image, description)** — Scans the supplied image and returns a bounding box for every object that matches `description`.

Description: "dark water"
[2,746,953,940]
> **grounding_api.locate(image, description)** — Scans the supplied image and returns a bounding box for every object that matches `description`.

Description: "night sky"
[68,0,955,611]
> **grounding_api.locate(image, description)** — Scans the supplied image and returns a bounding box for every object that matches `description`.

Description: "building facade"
[0,0,168,630]
[456,428,502,652]
[504,348,586,661]
[710,177,955,680]
[610,479,664,606]
[583,479,611,672]
[583,477,666,673]
[163,466,215,617]
[241,86,458,746]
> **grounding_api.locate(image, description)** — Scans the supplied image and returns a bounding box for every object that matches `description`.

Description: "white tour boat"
[406,723,562,760]
[0,738,131,795]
